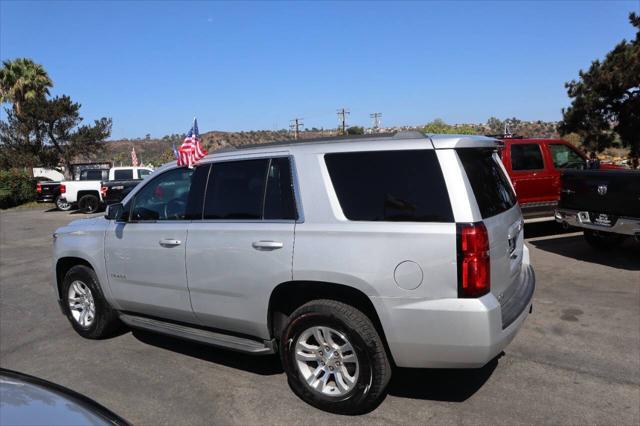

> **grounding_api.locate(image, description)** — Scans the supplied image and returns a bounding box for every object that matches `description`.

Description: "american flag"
[177,118,207,168]
[131,147,138,166]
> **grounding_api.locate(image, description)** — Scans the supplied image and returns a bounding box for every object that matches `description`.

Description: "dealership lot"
[0,207,638,425]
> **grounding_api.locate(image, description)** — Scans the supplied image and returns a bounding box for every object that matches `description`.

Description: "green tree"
[346,126,364,135]
[0,58,53,116]
[0,96,112,175]
[559,13,640,156]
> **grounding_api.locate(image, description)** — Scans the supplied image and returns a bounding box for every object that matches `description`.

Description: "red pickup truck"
[497,137,619,220]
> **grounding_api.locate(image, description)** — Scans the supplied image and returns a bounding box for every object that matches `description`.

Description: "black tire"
[61,265,122,339]
[55,196,73,211]
[78,194,100,214]
[583,229,624,249]
[280,299,391,415]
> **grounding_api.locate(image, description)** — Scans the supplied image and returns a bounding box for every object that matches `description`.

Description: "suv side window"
[510,144,544,170]
[324,150,453,222]
[113,169,133,180]
[264,157,297,220]
[131,167,197,221]
[204,159,269,220]
[138,169,152,179]
[549,144,586,169]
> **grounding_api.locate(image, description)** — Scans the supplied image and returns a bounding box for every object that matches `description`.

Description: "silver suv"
[52,132,535,414]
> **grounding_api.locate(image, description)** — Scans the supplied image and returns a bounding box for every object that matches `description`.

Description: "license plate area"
[588,212,617,227]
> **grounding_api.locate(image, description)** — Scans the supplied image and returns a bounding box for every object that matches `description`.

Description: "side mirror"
[105,203,124,221]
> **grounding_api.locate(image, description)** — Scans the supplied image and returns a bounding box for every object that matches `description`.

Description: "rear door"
[456,148,524,302]
[507,143,555,204]
[186,156,297,339]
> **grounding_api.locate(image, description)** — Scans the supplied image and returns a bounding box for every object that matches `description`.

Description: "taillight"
[36,183,42,193]
[100,186,108,197]
[457,222,490,298]
[60,184,66,194]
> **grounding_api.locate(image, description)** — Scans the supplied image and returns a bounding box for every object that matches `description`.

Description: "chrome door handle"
[159,239,182,247]
[252,241,283,251]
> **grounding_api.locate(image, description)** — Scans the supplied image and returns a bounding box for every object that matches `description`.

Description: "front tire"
[583,229,623,249]
[78,194,100,214]
[280,299,391,414]
[62,265,122,339]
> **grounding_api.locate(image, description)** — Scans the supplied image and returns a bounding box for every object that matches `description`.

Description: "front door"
[105,166,208,323]
[186,157,297,339]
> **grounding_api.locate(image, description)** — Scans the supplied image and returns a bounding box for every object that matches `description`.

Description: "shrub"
[0,169,38,209]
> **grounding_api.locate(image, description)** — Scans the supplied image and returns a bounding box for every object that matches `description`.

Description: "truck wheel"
[55,196,73,211]
[583,229,623,249]
[280,299,391,415]
[61,265,122,339]
[78,194,100,213]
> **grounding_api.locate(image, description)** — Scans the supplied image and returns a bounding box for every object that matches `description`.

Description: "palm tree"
[0,58,53,116]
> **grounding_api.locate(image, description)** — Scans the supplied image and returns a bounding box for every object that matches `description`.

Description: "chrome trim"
[555,208,640,236]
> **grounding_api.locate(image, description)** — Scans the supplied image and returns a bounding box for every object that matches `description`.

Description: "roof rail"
[485,133,524,139]
[393,131,427,139]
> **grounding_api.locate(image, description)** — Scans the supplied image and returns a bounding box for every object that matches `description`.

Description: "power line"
[370,112,382,131]
[289,118,304,140]
[336,108,350,135]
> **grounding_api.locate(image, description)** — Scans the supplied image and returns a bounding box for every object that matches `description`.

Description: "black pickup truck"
[555,169,640,248]
[100,179,144,205]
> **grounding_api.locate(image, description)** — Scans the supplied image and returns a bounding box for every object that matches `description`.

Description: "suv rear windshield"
[324,150,453,222]
[457,148,517,218]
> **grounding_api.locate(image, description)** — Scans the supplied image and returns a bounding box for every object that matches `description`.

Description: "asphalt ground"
[1,206,638,425]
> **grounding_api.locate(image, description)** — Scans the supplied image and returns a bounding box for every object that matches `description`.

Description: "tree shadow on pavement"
[528,235,640,271]
[131,330,284,376]
[386,358,498,402]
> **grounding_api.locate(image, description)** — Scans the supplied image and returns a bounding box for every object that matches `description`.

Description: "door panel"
[186,222,294,339]
[105,221,197,323]
[508,143,555,204]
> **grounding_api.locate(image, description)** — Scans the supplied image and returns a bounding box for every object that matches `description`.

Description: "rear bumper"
[37,195,56,202]
[375,263,535,369]
[555,208,640,236]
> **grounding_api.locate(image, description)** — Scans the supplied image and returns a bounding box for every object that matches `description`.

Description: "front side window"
[324,150,453,222]
[511,144,544,170]
[131,168,195,221]
[113,169,133,180]
[549,144,585,169]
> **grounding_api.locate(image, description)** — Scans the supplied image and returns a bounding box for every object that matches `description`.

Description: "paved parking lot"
[1,207,639,425]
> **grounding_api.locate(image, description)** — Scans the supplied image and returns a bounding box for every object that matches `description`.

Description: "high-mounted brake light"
[60,184,66,194]
[36,183,42,193]
[457,222,490,298]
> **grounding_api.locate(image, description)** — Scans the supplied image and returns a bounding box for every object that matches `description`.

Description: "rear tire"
[61,265,122,339]
[78,194,100,214]
[280,299,391,415]
[55,196,73,211]
[583,229,623,249]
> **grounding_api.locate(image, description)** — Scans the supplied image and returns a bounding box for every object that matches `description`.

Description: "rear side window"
[325,150,453,222]
[81,170,105,180]
[264,157,297,220]
[457,148,517,218]
[204,159,268,220]
[511,144,544,170]
[113,169,133,180]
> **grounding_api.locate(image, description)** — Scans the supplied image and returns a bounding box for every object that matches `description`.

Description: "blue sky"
[1,0,637,139]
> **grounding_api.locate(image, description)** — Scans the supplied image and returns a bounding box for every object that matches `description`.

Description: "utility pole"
[336,108,350,135]
[370,112,382,132]
[289,118,304,140]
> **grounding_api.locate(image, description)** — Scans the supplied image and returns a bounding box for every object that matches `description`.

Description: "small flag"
[177,118,207,168]
[131,147,139,167]
[172,143,179,159]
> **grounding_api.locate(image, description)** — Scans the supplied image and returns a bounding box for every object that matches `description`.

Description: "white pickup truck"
[59,167,153,213]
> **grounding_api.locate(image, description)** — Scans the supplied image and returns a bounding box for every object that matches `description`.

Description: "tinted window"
[324,150,453,222]
[511,144,544,170]
[264,157,297,220]
[131,168,195,221]
[549,144,586,169]
[81,170,105,180]
[204,159,269,220]
[457,148,517,218]
[138,169,152,178]
[113,169,133,180]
